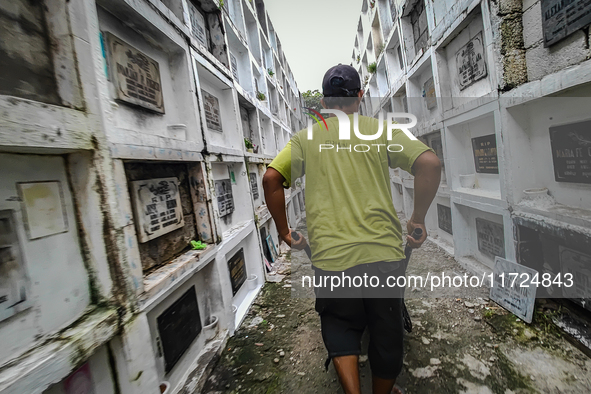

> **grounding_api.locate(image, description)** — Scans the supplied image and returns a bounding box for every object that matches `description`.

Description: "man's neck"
[326,108,358,116]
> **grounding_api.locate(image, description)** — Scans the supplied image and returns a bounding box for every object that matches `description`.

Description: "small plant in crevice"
[356,54,361,63]
[256,91,266,101]
[367,62,377,74]
[267,68,275,76]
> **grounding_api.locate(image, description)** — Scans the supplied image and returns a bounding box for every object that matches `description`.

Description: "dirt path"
[204,225,591,393]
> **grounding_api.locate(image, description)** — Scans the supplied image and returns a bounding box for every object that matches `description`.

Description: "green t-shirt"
[269,114,432,271]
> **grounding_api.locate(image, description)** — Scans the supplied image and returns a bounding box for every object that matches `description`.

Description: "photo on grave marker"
[0,210,31,323]
[201,89,223,132]
[106,33,164,113]
[129,177,184,243]
[456,32,487,90]
[472,134,499,174]
[215,179,234,217]
[249,173,259,200]
[228,249,247,296]
[157,286,201,373]
[476,218,505,259]
[549,119,591,184]
[18,181,68,240]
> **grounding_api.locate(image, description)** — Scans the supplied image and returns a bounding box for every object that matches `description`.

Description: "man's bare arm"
[406,151,442,248]
[262,168,307,249]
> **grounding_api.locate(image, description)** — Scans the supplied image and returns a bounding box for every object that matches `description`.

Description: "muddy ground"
[204,224,591,393]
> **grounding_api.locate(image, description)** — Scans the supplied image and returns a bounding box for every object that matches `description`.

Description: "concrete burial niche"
[227,24,253,94]
[42,346,116,394]
[0,154,90,366]
[210,162,252,234]
[97,7,201,148]
[452,204,509,269]
[248,163,264,208]
[259,110,275,156]
[407,60,440,132]
[0,0,60,105]
[146,258,224,390]
[384,32,406,91]
[225,0,246,39]
[445,111,502,199]
[399,0,429,66]
[273,123,285,155]
[193,60,242,154]
[125,161,205,273]
[243,1,262,66]
[218,228,264,332]
[239,98,262,153]
[514,215,591,304]
[504,92,591,210]
[438,6,493,104]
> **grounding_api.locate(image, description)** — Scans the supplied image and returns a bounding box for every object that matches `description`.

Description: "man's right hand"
[281,230,308,250]
[406,218,427,249]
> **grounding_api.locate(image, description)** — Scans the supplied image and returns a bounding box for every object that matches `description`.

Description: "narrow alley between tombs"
[204,223,591,394]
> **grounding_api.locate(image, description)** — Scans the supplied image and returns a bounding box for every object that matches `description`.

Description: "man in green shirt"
[263,64,441,394]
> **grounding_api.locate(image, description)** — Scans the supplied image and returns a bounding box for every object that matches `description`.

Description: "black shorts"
[314,261,405,380]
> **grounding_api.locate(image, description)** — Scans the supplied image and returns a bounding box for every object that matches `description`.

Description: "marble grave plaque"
[476,218,505,259]
[130,177,184,243]
[490,257,538,323]
[106,33,164,113]
[549,119,591,184]
[437,204,453,235]
[456,32,487,90]
[202,89,223,132]
[250,173,259,200]
[215,179,234,217]
[472,134,499,174]
[228,248,246,296]
[157,286,201,373]
[542,0,591,47]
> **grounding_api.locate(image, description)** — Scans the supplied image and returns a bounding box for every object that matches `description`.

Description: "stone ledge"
[0,308,119,394]
[0,95,94,153]
[139,245,218,312]
[176,337,226,394]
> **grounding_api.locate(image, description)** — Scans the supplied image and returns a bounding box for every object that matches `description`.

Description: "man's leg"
[314,266,366,393]
[364,297,405,394]
[362,262,406,394]
[372,375,397,394]
[333,355,361,394]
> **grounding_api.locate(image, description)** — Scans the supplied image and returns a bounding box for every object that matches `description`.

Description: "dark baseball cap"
[322,64,361,97]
